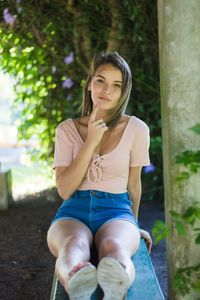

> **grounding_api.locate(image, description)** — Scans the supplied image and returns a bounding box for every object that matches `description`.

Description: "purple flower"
[144,163,156,174]
[64,52,74,65]
[3,9,16,26]
[62,78,74,89]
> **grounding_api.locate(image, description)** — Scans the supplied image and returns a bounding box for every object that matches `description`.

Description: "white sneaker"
[66,264,97,300]
[97,257,130,300]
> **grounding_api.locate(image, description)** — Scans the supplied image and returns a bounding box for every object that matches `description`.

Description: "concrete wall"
[157,1,200,299]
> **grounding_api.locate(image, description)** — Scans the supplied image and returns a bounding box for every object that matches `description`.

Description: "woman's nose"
[103,84,111,94]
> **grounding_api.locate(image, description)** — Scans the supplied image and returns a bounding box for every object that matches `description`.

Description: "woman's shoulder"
[55,119,74,134]
[128,115,150,133]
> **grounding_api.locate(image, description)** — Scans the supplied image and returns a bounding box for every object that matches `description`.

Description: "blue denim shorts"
[51,190,139,235]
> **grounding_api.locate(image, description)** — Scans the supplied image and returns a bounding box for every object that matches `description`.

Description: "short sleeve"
[129,123,150,167]
[52,123,74,169]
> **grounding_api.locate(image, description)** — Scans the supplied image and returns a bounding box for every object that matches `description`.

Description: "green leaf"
[152,220,170,244]
[175,220,186,236]
[172,276,181,289]
[189,163,199,173]
[176,172,190,182]
[183,206,200,226]
[195,234,200,244]
[189,123,200,135]
[170,210,180,218]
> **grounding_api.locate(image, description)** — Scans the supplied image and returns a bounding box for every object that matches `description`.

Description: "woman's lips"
[98,96,110,101]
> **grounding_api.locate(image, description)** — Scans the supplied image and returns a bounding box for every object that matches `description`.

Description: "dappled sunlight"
[0,71,54,199]
[12,164,54,200]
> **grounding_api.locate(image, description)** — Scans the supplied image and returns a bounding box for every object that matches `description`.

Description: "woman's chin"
[93,99,113,111]
[97,101,110,108]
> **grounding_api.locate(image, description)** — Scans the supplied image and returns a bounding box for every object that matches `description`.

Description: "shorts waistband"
[72,190,128,199]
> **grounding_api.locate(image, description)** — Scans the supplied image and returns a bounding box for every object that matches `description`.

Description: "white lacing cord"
[87,156,104,183]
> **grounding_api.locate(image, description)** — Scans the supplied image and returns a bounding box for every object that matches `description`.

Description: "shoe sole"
[67,265,97,300]
[97,257,129,300]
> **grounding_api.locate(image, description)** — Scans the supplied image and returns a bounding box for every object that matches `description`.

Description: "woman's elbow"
[56,183,72,200]
[57,189,68,200]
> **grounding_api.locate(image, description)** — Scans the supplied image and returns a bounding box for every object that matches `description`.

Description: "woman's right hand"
[139,229,153,253]
[86,104,108,147]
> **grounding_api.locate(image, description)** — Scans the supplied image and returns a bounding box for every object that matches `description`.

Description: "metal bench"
[50,239,165,300]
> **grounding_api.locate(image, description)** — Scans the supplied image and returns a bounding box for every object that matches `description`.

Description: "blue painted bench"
[50,239,165,300]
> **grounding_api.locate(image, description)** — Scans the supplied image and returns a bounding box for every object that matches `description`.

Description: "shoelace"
[87,156,104,183]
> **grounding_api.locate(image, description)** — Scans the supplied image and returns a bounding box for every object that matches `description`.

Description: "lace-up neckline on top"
[71,117,133,158]
[71,117,133,184]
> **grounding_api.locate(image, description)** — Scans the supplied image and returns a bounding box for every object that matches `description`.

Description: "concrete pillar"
[157,1,200,299]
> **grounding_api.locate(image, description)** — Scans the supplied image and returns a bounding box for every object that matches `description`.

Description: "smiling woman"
[47,51,152,300]
[82,52,132,128]
[89,64,123,109]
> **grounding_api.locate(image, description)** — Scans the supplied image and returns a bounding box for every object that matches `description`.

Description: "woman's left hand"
[139,229,153,253]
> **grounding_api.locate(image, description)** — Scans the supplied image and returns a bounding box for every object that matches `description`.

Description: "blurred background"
[0,0,162,202]
[0,71,54,198]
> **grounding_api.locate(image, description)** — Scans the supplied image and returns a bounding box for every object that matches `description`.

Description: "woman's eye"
[114,84,121,88]
[97,79,104,84]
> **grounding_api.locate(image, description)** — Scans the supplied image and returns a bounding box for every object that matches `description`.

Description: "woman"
[47,51,152,300]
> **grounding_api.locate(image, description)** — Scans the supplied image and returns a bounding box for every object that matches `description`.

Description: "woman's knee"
[61,234,90,253]
[47,226,58,256]
[47,224,91,257]
[97,229,141,257]
[98,237,123,255]
[47,220,93,256]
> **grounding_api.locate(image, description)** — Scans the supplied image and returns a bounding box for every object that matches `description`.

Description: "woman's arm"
[55,141,97,199]
[127,166,153,253]
[127,166,142,222]
[55,104,107,200]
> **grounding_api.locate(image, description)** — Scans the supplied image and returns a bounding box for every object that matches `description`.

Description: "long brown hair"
[81,51,132,127]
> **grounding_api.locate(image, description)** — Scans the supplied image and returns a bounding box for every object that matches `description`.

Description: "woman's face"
[88,63,123,110]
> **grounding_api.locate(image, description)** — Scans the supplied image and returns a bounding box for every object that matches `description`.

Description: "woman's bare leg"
[95,220,140,286]
[47,219,93,287]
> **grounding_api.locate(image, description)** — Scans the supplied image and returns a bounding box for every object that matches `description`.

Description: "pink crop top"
[52,116,150,193]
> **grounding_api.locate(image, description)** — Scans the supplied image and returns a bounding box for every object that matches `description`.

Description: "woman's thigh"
[47,219,93,257]
[95,220,140,256]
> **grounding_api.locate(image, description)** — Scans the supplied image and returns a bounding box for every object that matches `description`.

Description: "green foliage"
[190,123,200,135]
[175,125,200,182]
[152,124,200,297]
[172,265,200,296]
[183,205,200,244]
[175,150,200,181]
[152,203,200,244]
[152,204,200,296]
[152,220,170,244]
[0,1,161,197]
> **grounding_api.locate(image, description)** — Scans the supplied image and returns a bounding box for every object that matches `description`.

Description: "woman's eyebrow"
[96,74,122,83]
